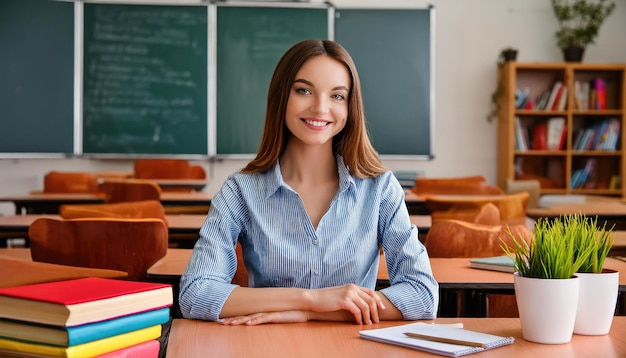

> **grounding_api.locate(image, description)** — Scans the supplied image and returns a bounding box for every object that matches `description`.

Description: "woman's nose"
[310,96,329,115]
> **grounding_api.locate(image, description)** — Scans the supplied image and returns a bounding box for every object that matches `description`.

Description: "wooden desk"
[0,214,209,247]
[527,196,626,230]
[166,317,626,357]
[404,189,428,215]
[0,192,213,215]
[100,178,208,191]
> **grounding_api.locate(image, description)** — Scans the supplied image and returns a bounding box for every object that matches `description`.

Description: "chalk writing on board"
[82,5,208,154]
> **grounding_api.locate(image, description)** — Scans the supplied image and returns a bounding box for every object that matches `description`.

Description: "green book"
[469,256,515,273]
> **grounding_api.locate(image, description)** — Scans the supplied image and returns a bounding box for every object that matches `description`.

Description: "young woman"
[179,39,438,325]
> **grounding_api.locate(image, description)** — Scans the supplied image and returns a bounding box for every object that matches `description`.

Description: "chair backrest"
[59,200,168,226]
[28,218,168,281]
[424,219,532,258]
[134,159,190,179]
[188,165,206,179]
[425,192,530,225]
[102,179,162,203]
[43,171,99,194]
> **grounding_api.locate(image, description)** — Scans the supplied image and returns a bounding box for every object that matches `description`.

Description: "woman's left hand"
[219,311,309,326]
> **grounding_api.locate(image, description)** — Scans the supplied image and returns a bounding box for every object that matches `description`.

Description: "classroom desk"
[527,195,626,230]
[100,178,208,191]
[166,317,626,358]
[0,214,210,247]
[0,192,213,215]
[404,189,428,215]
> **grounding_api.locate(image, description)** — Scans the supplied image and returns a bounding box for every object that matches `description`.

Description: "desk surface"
[166,317,626,357]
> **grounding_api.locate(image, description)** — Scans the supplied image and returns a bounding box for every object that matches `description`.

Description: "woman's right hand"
[307,284,385,325]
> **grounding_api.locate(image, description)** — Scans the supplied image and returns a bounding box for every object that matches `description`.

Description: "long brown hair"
[241,39,386,178]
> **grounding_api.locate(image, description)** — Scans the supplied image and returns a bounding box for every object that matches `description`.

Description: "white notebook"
[359,322,514,357]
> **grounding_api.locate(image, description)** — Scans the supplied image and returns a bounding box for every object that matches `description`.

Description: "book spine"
[68,307,170,346]
[67,325,161,358]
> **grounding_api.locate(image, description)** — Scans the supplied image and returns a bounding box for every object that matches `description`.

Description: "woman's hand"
[219,311,309,326]
[308,284,385,325]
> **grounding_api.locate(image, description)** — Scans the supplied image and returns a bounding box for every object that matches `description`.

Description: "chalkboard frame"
[0,1,435,159]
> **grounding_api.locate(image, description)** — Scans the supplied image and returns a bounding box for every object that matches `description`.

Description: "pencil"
[403,332,487,348]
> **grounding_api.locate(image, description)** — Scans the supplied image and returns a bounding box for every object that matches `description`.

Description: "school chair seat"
[134,159,191,180]
[28,217,168,281]
[59,200,168,226]
[43,171,100,194]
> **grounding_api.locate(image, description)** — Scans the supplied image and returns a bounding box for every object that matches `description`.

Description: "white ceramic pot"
[514,273,579,344]
[574,269,619,335]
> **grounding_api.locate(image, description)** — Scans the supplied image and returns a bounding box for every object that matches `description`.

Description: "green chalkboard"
[0,0,74,154]
[335,8,433,157]
[215,5,328,156]
[82,4,208,155]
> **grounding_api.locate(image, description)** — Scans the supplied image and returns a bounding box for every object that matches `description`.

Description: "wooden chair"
[188,165,207,179]
[29,217,168,281]
[425,192,530,226]
[134,159,191,180]
[102,179,162,203]
[59,200,168,226]
[424,204,532,318]
[43,171,99,194]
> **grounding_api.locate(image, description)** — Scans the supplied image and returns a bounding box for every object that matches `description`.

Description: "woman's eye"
[332,94,345,101]
[295,88,312,95]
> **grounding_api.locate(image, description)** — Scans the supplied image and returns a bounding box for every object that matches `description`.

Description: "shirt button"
[313,239,318,245]
[314,270,319,275]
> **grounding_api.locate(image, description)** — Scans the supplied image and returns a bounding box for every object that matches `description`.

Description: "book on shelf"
[469,256,515,273]
[0,325,161,358]
[0,307,170,347]
[531,122,547,150]
[544,81,563,111]
[513,117,528,151]
[0,277,172,327]
[359,322,514,357]
[546,117,566,150]
[594,78,606,110]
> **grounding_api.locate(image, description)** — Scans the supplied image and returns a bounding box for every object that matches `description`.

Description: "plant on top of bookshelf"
[487,47,519,122]
[550,0,616,62]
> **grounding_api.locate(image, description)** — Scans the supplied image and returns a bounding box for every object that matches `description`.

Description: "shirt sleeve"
[178,176,245,321]
[377,173,439,320]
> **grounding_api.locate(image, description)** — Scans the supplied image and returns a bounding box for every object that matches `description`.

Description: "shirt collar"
[264,155,356,199]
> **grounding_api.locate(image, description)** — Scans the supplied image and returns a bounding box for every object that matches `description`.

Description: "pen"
[403,332,487,348]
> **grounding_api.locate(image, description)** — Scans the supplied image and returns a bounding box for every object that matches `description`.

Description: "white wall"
[1,0,625,216]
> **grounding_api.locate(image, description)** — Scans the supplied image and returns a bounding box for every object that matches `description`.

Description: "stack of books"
[0,277,173,357]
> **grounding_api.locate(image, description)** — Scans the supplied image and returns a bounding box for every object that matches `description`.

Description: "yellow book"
[0,325,161,358]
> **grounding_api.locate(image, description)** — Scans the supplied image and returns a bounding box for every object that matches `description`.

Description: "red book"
[0,278,172,327]
[532,123,548,150]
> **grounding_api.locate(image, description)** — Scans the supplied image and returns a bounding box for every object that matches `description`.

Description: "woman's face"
[284,55,350,148]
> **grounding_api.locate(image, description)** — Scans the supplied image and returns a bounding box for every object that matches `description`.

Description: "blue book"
[0,307,170,347]
[469,256,515,273]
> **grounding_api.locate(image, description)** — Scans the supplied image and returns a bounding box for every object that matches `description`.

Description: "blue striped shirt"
[179,156,438,321]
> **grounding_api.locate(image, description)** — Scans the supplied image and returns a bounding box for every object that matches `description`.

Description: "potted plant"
[571,216,617,335]
[551,0,616,62]
[487,47,518,122]
[502,214,595,344]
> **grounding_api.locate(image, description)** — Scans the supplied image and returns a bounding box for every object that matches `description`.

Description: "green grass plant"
[573,215,614,273]
[502,214,604,279]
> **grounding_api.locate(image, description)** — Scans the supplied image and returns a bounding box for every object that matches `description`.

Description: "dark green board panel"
[82,4,208,155]
[0,0,74,153]
[335,9,432,157]
[216,6,328,155]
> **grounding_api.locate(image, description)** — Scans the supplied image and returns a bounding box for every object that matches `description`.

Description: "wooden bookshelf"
[497,62,626,196]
